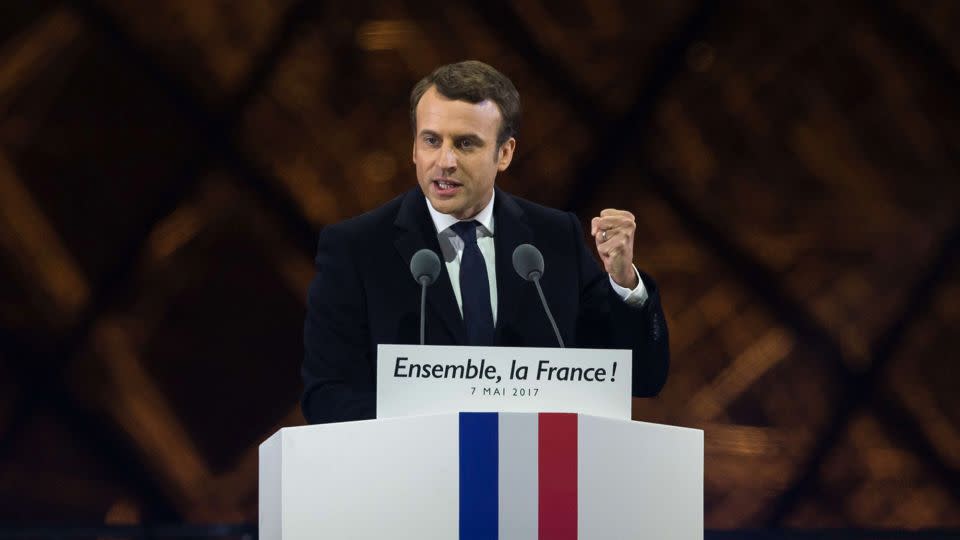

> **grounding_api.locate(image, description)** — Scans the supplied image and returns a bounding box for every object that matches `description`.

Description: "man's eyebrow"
[455,133,484,142]
[417,130,486,143]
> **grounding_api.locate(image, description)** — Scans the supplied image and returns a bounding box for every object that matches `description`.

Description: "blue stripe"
[460,412,499,540]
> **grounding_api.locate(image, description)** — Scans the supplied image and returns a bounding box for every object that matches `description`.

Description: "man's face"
[413,86,515,220]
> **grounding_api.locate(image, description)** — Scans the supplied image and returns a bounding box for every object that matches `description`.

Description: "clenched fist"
[590,209,638,289]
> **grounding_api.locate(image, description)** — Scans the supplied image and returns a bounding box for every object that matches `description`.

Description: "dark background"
[0,0,958,533]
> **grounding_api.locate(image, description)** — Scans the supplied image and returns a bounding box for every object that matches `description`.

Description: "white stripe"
[579,415,704,539]
[498,413,539,540]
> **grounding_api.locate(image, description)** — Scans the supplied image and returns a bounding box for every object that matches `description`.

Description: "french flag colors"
[459,412,579,540]
[259,411,702,539]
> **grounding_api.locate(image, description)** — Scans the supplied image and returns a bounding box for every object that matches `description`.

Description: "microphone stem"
[419,279,428,345]
[533,278,565,348]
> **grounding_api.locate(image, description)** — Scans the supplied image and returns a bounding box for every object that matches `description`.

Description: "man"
[302,61,669,424]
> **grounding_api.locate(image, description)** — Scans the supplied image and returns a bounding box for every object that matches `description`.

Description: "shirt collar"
[426,190,496,236]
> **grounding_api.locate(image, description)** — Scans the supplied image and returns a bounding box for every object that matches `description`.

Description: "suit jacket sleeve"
[301,224,376,424]
[569,213,670,397]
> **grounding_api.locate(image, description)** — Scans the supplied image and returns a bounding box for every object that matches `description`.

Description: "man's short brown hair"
[409,60,521,148]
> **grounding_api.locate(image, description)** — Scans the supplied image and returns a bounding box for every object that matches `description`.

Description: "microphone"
[410,248,441,345]
[512,244,565,348]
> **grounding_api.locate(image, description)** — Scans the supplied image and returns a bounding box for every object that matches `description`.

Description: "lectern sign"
[377,345,632,420]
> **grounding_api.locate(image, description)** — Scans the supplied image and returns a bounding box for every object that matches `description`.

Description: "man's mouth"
[433,179,462,194]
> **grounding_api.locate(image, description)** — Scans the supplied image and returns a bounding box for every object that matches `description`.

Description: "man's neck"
[426,191,496,234]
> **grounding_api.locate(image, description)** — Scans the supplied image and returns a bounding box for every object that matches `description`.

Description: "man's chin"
[426,196,460,216]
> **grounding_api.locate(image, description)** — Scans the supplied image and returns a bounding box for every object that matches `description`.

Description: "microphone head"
[512,243,545,281]
[410,248,441,285]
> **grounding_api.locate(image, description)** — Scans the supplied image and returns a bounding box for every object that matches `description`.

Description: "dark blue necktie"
[450,220,494,345]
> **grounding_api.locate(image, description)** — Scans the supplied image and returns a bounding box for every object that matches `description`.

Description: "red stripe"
[538,413,577,540]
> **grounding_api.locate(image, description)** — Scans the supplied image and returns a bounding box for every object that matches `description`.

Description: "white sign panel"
[376,345,632,420]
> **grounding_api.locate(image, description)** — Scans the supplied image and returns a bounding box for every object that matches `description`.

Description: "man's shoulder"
[321,190,409,238]
[499,189,574,226]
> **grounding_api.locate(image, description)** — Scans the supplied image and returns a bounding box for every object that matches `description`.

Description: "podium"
[259,412,703,539]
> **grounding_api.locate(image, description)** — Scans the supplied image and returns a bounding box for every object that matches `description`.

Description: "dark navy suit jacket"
[302,187,670,424]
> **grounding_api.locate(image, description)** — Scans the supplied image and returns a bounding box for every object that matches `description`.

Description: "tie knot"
[450,220,481,245]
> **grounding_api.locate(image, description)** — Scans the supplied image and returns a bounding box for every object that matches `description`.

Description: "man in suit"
[302,61,669,424]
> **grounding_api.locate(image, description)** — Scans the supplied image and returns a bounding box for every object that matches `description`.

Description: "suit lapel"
[492,188,534,343]
[393,188,467,344]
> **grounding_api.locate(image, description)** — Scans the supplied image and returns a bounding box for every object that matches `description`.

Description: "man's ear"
[496,137,516,171]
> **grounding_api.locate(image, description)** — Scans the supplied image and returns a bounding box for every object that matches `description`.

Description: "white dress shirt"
[425,191,648,326]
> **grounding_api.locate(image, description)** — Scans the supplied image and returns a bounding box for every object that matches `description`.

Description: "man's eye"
[424,136,439,146]
[458,139,474,149]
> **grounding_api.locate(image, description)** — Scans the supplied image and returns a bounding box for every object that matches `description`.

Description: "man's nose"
[438,144,457,170]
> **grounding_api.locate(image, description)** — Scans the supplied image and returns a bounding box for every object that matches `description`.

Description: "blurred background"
[1,0,958,537]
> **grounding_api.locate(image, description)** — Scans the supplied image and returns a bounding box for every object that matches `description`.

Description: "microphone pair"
[409,244,564,347]
[408,243,543,285]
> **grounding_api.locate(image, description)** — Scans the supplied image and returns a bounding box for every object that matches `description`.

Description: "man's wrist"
[612,268,639,289]
[608,266,648,307]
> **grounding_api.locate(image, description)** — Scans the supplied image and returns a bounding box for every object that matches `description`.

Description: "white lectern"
[259,412,702,539]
